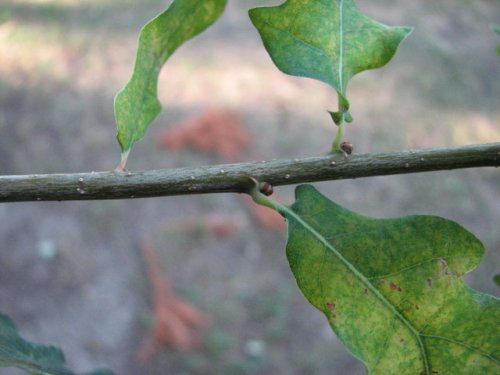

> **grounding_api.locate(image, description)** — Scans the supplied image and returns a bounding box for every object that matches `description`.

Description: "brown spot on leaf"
[326,302,336,311]
[427,278,432,287]
[389,282,401,292]
[326,303,337,318]
[400,338,404,343]
[363,288,369,296]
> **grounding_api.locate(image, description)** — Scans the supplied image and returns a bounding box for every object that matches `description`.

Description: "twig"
[0,143,498,202]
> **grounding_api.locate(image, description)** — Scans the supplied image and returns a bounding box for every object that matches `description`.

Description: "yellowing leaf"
[283,185,500,374]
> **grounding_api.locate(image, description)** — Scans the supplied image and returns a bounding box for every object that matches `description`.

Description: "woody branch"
[0,143,498,203]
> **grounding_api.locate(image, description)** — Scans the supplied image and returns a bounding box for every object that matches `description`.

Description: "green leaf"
[114,0,227,167]
[249,0,412,111]
[491,24,500,55]
[494,274,500,286]
[0,312,114,375]
[282,185,499,374]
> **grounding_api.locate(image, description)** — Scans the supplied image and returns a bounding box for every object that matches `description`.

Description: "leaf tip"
[394,25,414,46]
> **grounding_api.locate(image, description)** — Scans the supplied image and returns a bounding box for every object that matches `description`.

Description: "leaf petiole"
[330,94,349,152]
[115,149,130,171]
[247,177,287,215]
[331,118,346,152]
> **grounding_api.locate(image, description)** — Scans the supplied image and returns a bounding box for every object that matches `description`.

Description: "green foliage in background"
[494,274,500,286]
[0,313,114,375]
[283,185,499,374]
[492,24,500,54]
[114,0,227,167]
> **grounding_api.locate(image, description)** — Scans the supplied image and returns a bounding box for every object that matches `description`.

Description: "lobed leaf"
[249,0,412,111]
[282,185,500,374]
[114,0,227,166]
[0,312,114,375]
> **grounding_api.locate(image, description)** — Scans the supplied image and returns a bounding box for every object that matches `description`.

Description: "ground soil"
[0,1,498,374]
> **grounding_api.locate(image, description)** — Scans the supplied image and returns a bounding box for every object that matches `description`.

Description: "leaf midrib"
[280,203,430,374]
[338,0,344,94]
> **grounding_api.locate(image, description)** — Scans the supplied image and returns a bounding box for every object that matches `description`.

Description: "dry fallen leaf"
[136,239,211,363]
[158,108,252,162]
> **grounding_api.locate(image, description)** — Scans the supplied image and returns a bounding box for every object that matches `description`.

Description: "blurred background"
[0,0,498,374]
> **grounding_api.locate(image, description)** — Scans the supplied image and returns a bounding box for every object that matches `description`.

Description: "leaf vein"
[420,334,500,364]
[283,204,430,374]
